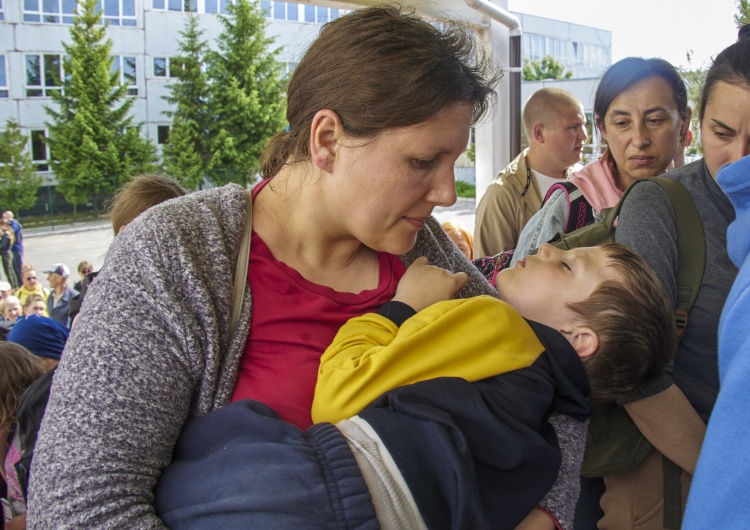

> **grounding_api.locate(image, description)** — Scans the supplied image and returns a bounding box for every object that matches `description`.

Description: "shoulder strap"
[646,177,706,337]
[230,189,253,336]
[543,181,594,233]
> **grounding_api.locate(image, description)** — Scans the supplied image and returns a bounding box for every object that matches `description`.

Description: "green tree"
[207,0,286,188]
[45,0,157,212]
[683,50,706,155]
[736,0,750,24]
[162,15,213,190]
[0,120,41,212]
[522,56,574,81]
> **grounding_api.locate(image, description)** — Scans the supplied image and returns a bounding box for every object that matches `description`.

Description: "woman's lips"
[405,217,427,229]
[630,156,655,165]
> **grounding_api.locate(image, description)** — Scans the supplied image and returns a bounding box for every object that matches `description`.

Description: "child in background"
[441,220,474,259]
[21,296,45,318]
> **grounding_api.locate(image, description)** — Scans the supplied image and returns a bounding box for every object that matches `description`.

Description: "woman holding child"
[28,7,589,529]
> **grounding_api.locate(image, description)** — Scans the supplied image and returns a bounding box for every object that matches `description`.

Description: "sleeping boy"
[155,243,675,530]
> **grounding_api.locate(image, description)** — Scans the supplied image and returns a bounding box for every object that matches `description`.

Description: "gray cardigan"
[28,184,583,529]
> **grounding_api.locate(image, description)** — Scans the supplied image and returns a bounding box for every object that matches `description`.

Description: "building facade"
[0,1,610,197]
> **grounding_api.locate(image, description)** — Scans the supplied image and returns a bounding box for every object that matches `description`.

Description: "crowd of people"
[0,6,749,530]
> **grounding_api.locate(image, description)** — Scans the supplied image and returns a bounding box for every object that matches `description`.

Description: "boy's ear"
[309,109,342,173]
[562,325,599,359]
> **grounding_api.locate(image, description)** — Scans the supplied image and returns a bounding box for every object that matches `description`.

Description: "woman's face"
[24,300,46,317]
[599,76,687,188]
[701,81,750,178]
[327,103,472,255]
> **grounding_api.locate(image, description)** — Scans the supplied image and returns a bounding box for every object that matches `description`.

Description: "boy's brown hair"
[109,174,187,235]
[569,243,677,403]
[0,342,47,428]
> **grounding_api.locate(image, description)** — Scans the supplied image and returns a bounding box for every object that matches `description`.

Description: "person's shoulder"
[129,184,248,238]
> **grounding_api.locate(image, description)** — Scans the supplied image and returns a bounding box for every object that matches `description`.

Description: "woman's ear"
[309,109,342,173]
[561,325,599,359]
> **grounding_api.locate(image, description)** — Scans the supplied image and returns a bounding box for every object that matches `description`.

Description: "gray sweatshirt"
[615,159,738,418]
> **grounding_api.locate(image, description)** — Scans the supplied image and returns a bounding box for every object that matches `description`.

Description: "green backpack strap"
[549,176,706,336]
[646,177,706,337]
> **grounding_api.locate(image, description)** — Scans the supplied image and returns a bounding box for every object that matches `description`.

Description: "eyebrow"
[610,104,671,117]
[710,118,737,134]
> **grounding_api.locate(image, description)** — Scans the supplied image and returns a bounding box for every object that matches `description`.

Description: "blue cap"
[8,314,69,360]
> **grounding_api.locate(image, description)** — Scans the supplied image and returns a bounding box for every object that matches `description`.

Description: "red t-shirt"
[231,183,406,429]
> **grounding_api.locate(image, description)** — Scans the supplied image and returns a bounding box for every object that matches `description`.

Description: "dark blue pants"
[154,400,378,530]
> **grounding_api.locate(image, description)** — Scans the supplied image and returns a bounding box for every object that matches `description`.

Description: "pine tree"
[0,120,41,212]
[207,0,286,188]
[45,0,157,211]
[162,15,213,190]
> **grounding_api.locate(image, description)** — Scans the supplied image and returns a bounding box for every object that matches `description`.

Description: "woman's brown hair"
[260,5,502,178]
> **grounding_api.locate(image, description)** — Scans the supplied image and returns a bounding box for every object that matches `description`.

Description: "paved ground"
[21,221,114,282]
[13,197,477,286]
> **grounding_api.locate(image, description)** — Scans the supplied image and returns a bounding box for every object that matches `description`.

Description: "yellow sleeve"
[312,295,545,424]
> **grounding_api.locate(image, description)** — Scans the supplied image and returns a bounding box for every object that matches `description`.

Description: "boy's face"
[497,244,615,332]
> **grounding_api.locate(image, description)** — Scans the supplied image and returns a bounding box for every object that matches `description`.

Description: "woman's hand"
[393,256,468,312]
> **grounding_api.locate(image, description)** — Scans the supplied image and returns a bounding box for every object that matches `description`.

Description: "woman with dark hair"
[599,35,750,530]
[512,57,691,262]
[27,7,589,529]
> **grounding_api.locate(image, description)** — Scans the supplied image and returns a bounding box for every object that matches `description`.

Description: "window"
[263,1,298,21]
[30,130,49,172]
[113,55,137,96]
[153,57,182,78]
[98,0,137,27]
[26,54,64,97]
[0,55,7,98]
[302,4,344,24]
[152,0,196,12]
[24,0,77,23]
[23,0,135,25]
[0,0,4,21]
[157,125,170,145]
[205,0,232,14]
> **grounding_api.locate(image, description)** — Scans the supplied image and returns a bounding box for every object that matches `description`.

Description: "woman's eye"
[714,129,733,140]
[412,158,435,169]
[561,261,571,271]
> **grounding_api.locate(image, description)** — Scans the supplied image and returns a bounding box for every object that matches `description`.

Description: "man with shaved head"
[475,88,587,256]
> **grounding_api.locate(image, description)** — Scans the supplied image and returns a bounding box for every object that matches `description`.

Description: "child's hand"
[392,256,468,312]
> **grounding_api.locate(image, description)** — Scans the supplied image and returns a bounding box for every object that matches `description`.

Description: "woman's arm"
[27,190,243,529]
[624,385,706,474]
[615,180,706,470]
